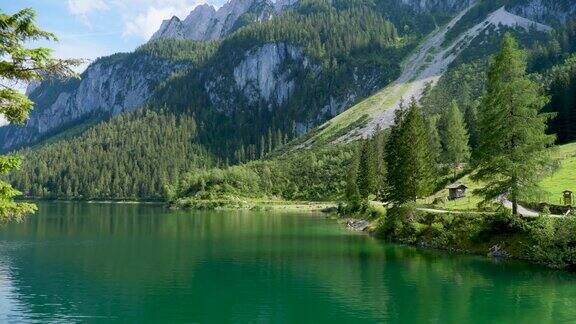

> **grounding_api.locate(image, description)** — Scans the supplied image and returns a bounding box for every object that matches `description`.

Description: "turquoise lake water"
[0,202,575,323]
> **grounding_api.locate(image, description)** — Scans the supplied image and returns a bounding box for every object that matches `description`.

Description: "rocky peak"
[152,16,186,40]
[182,4,217,26]
[150,0,281,42]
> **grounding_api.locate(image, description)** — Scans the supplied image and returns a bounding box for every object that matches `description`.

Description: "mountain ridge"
[151,0,283,42]
[296,3,558,148]
[2,0,575,157]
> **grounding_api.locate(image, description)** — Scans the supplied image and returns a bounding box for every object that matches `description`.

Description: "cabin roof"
[447,184,468,190]
[564,190,573,194]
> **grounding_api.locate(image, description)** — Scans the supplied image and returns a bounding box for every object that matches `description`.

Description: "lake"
[0,202,575,323]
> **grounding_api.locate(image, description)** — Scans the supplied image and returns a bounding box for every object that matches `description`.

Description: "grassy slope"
[297,3,533,148]
[426,174,485,211]
[540,142,576,204]
[428,142,576,211]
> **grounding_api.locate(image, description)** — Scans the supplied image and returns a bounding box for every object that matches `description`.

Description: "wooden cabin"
[447,184,467,200]
[564,190,573,206]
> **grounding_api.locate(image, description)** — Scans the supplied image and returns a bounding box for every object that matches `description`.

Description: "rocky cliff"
[151,0,278,41]
[3,0,575,154]
[206,43,317,110]
[0,53,182,151]
[508,0,576,25]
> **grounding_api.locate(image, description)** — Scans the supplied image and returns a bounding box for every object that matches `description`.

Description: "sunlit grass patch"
[538,142,576,205]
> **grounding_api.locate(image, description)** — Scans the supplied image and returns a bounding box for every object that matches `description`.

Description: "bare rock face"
[275,0,299,11]
[232,43,312,106]
[205,42,320,112]
[151,0,277,42]
[0,55,181,152]
[508,0,576,25]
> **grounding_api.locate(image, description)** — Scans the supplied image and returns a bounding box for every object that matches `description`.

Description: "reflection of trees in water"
[375,246,576,322]
[1,203,576,322]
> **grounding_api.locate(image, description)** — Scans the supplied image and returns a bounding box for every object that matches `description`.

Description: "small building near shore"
[564,190,573,206]
[447,184,467,200]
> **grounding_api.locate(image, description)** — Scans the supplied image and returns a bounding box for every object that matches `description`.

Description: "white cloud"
[0,115,7,127]
[123,5,189,39]
[67,0,109,27]
[67,0,109,15]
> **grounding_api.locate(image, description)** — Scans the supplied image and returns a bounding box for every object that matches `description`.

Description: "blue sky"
[4,0,227,65]
[1,0,227,125]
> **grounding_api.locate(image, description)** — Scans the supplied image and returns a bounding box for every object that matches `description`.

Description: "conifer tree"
[442,100,470,178]
[345,148,360,205]
[472,34,555,215]
[464,102,479,151]
[384,107,406,204]
[426,115,442,164]
[372,129,388,199]
[385,100,436,204]
[357,139,376,199]
[0,8,79,222]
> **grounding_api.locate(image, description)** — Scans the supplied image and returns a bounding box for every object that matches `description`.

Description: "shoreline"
[22,198,576,271]
[343,206,576,272]
[23,198,166,205]
[27,198,338,212]
[172,198,338,212]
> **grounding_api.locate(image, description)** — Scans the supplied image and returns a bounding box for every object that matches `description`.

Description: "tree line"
[9,110,212,200]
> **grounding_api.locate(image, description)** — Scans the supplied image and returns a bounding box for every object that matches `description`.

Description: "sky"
[0,0,227,126]
[4,0,228,64]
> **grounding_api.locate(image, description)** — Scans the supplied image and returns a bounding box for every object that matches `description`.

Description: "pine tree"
[385,100,437,204]
[442,100,471,178]
[464,102,479,152]
[0,8,79,222]
[384,107,406,204]
[372,129,388,199]
[426,115,442,164]
[357,139,376,199]
[472,34,556,215]
[400,100,437,202]
[345,148,360,205]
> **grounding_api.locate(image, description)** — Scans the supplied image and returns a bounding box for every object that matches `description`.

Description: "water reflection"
[0,202,574,323]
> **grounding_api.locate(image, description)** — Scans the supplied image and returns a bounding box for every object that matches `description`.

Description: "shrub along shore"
[341,203,576,271]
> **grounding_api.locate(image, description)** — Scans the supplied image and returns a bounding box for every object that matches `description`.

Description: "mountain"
[150,0,302,42]
[0,40,215,152]
[3,0,574,155]
[3,0,576,200]
[1,0,408,155]
[1,0,486,155]
[296,2,559,148]
[151,0,278,41]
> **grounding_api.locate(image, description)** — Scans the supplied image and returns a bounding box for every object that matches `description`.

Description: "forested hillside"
[4,0,576,202]
[1,0,472,159]
[9,110,211,200]
[153,2,404,159]
[422,20,576,145]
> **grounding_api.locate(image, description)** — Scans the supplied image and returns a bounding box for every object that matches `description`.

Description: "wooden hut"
[447,184,467,200]
[564,190,573,206]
